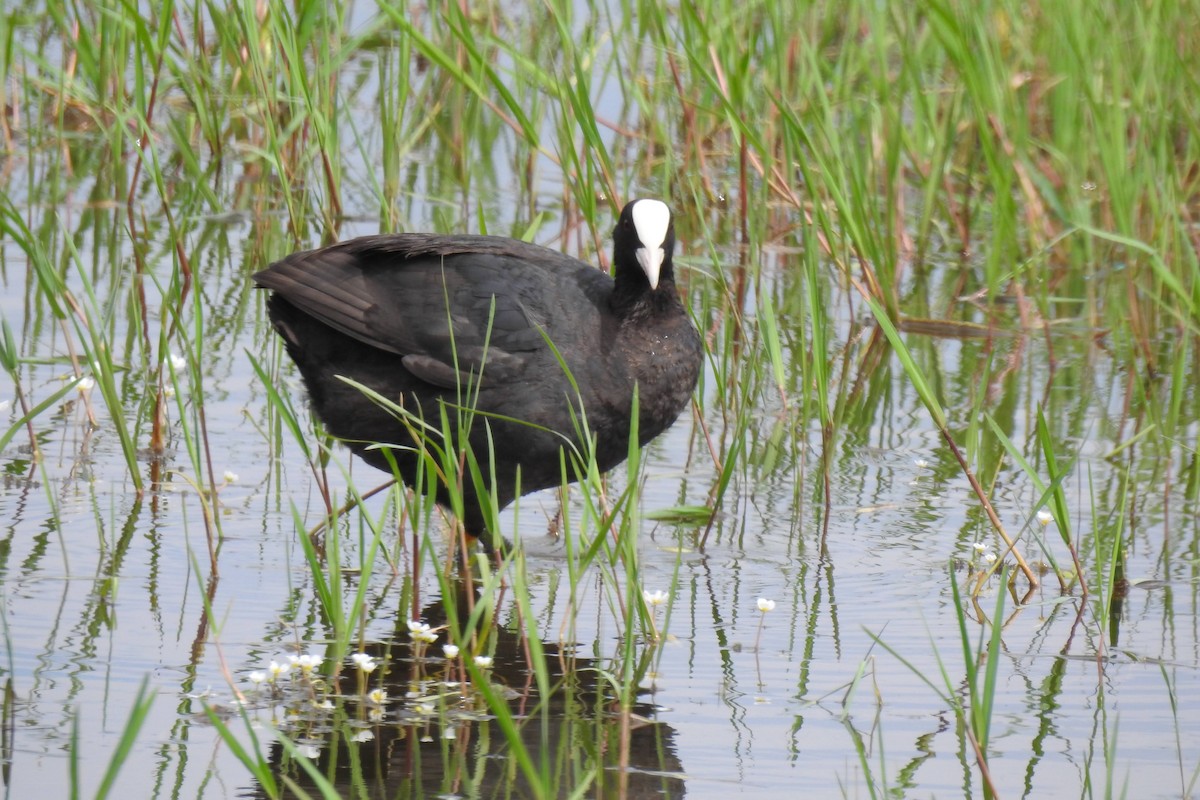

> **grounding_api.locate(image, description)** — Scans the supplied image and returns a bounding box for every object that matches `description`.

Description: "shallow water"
[3,5,1200,800]
[5,224,1197,798]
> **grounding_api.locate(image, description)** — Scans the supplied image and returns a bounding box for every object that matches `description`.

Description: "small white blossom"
[77,377,95,392]
[222,470,238,484]
[473,656,493,669]
[442,644,460,659]
[312,699,334,710]
[756,598,776,613]
[350,652,377,672]
[297,744,321,759]
[643,589,669,607]
[914,458,929,469]
[972,541,988,552]
[1036,510,1054,526]
[351,729,375,743]
[168,353,187,371]
[407,620,436,643]
[984,552,998,564]
[295,654,321,673]
[268,660,291,680]
[367,688,387,705]
[247,671,266,686]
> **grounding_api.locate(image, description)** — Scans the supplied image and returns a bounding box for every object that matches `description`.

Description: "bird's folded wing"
[254,239,567,386]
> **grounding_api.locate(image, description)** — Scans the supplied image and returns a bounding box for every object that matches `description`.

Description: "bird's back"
[255,236,630,507]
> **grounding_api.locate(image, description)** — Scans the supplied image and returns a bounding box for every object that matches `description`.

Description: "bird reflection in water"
[245,582,686,799]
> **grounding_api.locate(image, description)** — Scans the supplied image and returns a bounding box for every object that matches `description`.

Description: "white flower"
[643,589,669,607]
[914,458,929,469]
[972,541,988,552]
[247,671,266,685]
[350,652,377,672]
[366,688,387,705]
[756,598,776,613]
[162,384,176,399]
[407,620,435,642]
[984,552,998,564]
[77,377,95,392]
[311,699,334,710]
[473,656,493,669]
[1036,510,1053,526]
[222,470,238,484]
[442,644,460,659]
[268,660,291,680]
[297,744,321,759]
[168,353,187,371]
[295,654,321,673]
[351,729,375,743]
[443,726,457,739]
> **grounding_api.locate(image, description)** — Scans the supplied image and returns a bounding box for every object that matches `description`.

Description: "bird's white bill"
[636,246,664,289]
[631,199,671,290]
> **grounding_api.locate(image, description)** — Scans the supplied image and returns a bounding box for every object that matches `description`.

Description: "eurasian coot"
[254,199,701,552]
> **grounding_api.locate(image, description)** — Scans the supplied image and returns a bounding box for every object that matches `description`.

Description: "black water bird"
[254,199,701,552]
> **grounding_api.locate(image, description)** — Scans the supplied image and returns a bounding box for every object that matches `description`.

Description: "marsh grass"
[3,0,1200,796]
[71,678,156,800]
[862,568,1010,799]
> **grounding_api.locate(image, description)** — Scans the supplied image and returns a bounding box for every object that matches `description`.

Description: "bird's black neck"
[611,281,679,323]
[611,253,679,316]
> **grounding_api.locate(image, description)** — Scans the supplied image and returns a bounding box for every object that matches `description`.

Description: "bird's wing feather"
[254,234,608,387]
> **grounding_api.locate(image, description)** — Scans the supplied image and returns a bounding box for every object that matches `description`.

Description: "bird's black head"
[613,199,676,292]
